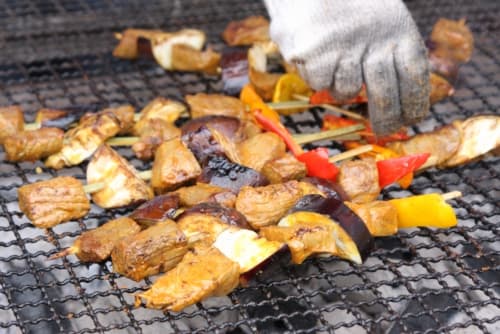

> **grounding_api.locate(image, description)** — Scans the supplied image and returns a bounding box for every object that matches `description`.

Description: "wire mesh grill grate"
[0,0,499,333]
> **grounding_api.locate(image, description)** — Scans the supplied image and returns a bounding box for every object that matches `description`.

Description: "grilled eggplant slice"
[302,177,350,201]
[112,220,188,281]
[136,247,239,311]
[18,176,90,229]
[177,202,250,229]
[87,144,153,208]
[173,183,228,207]
[129,193,180,228]
[4,128,64,162]
[289,194,374,261]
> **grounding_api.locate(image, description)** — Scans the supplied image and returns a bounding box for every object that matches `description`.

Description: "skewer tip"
[442,191,462,201]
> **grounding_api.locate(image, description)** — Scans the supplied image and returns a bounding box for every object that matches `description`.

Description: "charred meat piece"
[177,213,232,250]
[198,156,269,193]
[289,195,374,262]
[57,217,141,262]
[178,202,250,230]
[387,124,461,167]
[261,153,307,184]
[171,44,221,75]
[133,97,185,136]
[0,106,24,145]
[151,138,202,193]
[235,181,304,230]
[103,105,135,135]
[301,177,349,202]
[132,119,181,160]
[45,110,121,169]
[129,193,180,228]
[4,128,64,162]
[87,145,153,208]
[174,183,228,207]
[344,201,398,237]
[338,159,380,203]
[238,132,286,172]
[186,93,248,120]
[181,125,227,164]
[112,220,188,281]
[222,15,270,46]
[113,29,165,59]
[136,247,239,311]
[18,176,90,229]
[443,115,500,167]
[213,227,283,273]
[209,126,242,164]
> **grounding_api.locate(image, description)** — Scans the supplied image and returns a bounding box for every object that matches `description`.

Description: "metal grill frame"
[0,0,499,333]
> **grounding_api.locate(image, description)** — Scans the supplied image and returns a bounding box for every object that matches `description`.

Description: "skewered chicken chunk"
[113,28,165,59]
[45,110,121,169]
[18,176,90,228]
[248,42,281,100]
[174,183,229,207]
[150,29,206,70]
[87,144,153,208]
[132,119,181,160]
[171,44,221,75]
[238,132,286,172]
[261,153,307,184]
[132,97,185,136]
[344,201,398,237]
[222,15,270,46]
[105,105,135,135]
[136,247,240,311]
[151,138,202,193]
[185,93,249,120]
[177,214,233,250]
[338,159,380,204]
[0,106,24,145]
[4,128,64,162]
[235,181,304,230]
[56,217,141,262]
[112,220,188,281]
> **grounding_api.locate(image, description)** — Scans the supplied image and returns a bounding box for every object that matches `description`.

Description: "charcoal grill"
[0,0,499,333]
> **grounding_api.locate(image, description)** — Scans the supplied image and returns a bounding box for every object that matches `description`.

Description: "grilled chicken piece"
[387,124,461,167]
[0,106,24,145]
[430,18,474,64]
[18,176,90,228]
[177,214,232,250]
[338,159,380,204]
[4,128,64,162]
[112,220,188,281]
[56,217,141,262]
[171,44,221,75]
[222,15,270,46]
[151,29,206,71]
[104,105,135,135]
[35,108,68,125]
[186,93,248,120]
[151,138,202,193]
[87,144,153,208]
[136,247,239,311]
[130,194,180,228]
[261,153,307,184]
[238,132,286,172]
[429,73,454,105]
[132,119,181,160]
[444,115,500,167]
[174,183,228,207]
[344,201,398,237]
[209,190,237,208]
[198,156,269,193]
[113,28,165,59]
[133,97,185,136]
[178,202,250,229]
[45,110,121,169]
[235,181,304,230]
[248,42,281,100]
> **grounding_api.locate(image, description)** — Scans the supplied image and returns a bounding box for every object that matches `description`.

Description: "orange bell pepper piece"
[240,84,280,123]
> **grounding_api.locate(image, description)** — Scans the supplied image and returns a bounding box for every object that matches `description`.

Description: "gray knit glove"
[264,0,430,134]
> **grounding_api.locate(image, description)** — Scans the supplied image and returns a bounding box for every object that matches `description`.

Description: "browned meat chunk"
[151,138,202,193]
[345,201,398,237]
[4,128,64,162]
[171,44,221,75]
[45,110,121,169]
[178,202,250,230]
[198,156,269,193]
[185,93,248,120]
[235,181,303,230]
[136,247,239,311]
[103,105,135,135]
[430,18,474,63]
[222,15,270,46]
[129,194,180,228]
[338,159,380,204]
[112,220,188,281]
[387,124,461,167]
[132,119,181,160]
[66,217,141,262]
[238,132,286,171]
[301,177,350,201]
[18,176,90,228]
[248,42,281,101]
[177,214,232,250]
[209,190,237,208]
[113,29,165,59]
[133,98,185,136]
[0,106,24,145]
[87,144,153,208]
[429,73,454,105]
[174,183,228,207]
[261,153,307,183]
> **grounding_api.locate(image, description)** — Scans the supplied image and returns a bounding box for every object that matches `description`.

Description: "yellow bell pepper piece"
[389,193,457,229]
[272,73,312,115]
[240,84,280,123]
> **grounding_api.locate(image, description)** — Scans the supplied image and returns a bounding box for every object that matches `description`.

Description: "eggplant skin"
[198,156,269,193]
[290,195,374,260]
[130,193,180,228]
[302,177,349,202]
[181,125,227,164]
[176,202,250,230]
[181,115,242,141]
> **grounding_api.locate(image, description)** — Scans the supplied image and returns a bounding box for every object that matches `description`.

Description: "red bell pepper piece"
[377,153,431,188]
[310,87,368,105]
[253,110,303,156]
[297,148,339,181]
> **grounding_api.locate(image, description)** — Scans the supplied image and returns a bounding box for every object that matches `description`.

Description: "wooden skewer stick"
[292,94,366,121]
[441,191,462,201]
[328,145,374,163]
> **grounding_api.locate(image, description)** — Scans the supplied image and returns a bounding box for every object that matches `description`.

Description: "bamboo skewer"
[328,145,373,163]
[441,191,462,201]
[292,94,366,121]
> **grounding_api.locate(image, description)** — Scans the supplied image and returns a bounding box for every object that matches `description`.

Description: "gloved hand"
[264,0,430,135]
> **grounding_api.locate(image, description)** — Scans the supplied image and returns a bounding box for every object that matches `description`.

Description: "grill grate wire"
[0,0,499,333]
